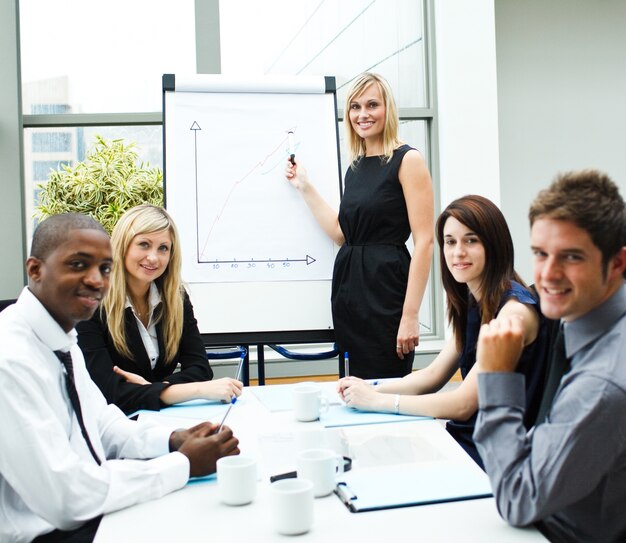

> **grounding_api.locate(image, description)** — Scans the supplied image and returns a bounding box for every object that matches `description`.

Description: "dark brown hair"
[436,195,525,351]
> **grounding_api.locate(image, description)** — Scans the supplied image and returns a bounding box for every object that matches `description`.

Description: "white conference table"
[95,383,545,542]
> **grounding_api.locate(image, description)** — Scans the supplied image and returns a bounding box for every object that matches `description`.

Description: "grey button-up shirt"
[474,284,626,543]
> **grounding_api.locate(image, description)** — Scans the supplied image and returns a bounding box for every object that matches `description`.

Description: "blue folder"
[128,398,228,421]
[320,405,431,428]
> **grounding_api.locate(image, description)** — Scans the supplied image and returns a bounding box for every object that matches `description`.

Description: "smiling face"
[27,229,112,332]
[531,218,625,322]
[124,228,172,292]
[443,216,486,296]
[348,82,386,151]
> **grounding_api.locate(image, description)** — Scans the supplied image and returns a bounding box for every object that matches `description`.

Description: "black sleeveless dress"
[331,145,415,379]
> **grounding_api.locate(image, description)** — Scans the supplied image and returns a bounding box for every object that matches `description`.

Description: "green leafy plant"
[35,135,163,233]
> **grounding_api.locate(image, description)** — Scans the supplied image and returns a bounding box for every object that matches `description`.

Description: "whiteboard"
[163,75,342,338]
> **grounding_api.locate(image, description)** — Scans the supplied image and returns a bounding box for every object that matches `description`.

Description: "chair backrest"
[0,299,17,312]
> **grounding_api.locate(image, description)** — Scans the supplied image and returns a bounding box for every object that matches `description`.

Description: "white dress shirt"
[125,282,161,369]
[0,288,190,543]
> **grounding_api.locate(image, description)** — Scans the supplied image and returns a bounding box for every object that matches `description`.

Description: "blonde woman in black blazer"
[77,204,242,415]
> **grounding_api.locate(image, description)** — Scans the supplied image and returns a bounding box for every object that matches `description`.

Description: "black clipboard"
[334,462,493,513]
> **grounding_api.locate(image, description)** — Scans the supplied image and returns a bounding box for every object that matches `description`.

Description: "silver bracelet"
[394,394,400,414]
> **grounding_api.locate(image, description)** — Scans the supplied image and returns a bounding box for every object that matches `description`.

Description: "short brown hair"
[529,170,626,276]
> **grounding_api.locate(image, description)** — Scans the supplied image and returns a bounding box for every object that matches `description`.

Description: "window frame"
[13,0,444,355]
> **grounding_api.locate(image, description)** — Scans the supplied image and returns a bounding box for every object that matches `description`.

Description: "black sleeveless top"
[331,145,416,379]
[446,281,549,468]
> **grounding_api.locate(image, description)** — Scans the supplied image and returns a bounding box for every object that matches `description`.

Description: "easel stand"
[202,330,337,386]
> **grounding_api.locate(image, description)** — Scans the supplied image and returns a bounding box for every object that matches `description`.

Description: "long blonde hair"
[344,72,403,167]
[103,204,184,364]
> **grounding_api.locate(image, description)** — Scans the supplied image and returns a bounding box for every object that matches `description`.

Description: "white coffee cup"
[296,448,344,498]
[293,383,329,422]
[216,455,257,506]
[269,478,314,535]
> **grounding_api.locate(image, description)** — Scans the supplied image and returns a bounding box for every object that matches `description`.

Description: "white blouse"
[126,282,161,368]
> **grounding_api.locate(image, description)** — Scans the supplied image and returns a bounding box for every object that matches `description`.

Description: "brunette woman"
[338,195,549,467]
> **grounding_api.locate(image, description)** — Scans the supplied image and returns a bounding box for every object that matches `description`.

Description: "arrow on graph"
[209,255,317,265]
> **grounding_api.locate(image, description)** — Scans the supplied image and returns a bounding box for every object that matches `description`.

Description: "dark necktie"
[55,350,102,465]
[536,325,570,424]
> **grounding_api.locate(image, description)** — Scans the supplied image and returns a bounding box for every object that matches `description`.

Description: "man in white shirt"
[0,213,240,543]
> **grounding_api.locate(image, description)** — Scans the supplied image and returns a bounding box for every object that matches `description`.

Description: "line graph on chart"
[199,127,298,257]
[191,116,336,283]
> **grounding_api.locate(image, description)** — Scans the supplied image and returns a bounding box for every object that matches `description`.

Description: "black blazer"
[77,293,213,414]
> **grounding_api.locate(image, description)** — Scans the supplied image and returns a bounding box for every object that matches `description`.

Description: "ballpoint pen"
[234,348,246,382]
[344,351,350,378]
[218,350,246,433]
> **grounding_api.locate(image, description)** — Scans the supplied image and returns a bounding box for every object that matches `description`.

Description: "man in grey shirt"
[473,170,626,543]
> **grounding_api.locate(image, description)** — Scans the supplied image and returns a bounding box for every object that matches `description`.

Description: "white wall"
[433,0,500,342]
[434,0,501,209]
[434,0,626,284]
[495,0,626,281]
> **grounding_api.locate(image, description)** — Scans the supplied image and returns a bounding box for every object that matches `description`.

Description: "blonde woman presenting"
[286,72,434,379]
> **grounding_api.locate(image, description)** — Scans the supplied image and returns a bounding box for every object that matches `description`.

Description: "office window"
[219,0,428,109]
[17,0,441,345]
[32,160,71,182]
[79,126,163,167]
[24,126,162,239]
[32,132,72,153]
[30,104,71,115]
[19,0,196,114]
[398,120,429,158]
